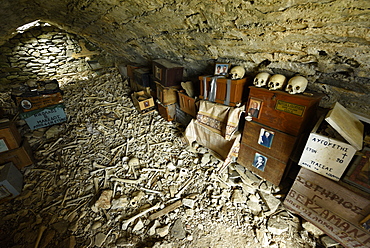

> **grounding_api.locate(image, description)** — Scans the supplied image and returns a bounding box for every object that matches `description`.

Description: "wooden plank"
[284,168,370,248]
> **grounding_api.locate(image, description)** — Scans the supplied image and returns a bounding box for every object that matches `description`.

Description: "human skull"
[268,74,287,91]
[253,72,271,87]
[230,66,245,80]
[285,76,308,94]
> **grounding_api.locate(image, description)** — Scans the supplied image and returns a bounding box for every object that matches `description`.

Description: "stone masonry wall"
[0,0,369,115]
[0,22,93,89]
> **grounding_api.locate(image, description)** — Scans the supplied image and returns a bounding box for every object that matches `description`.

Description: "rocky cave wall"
[0,0,369,116]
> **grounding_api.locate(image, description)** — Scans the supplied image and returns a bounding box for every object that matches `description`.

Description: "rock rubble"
[0,68,338,247]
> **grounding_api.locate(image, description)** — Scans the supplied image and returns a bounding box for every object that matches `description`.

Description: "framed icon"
[214,63,230,76]
[258,128,275,148]
[253,153,267,171]
[247,98,262,118]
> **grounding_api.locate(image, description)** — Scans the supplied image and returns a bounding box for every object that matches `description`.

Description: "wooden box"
[241,121,297,162]
[0,122,22,153]
[175,104,193,126]
[247,86,324,136]
[0,139,34,169]
[178,91,197,117]
[131,90,155,113]
[198,76,247,107]
[157,102,176,121]
[15,92,63,112]
[127,64,142,79]
[155,81,179,105]
[0,162,23,200]
[134,68,152,88]
[284,168,370,248]
[299,102,363,181]
[152,59,184,87]
[237,142,293,186]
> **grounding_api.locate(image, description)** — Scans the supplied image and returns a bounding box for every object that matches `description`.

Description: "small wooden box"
[131,90,155,112]
[178,91,197,117]
[199,76,247,106]
[0,162,23,200]
[247,86,324,136]
[0,122,22,153]
[0,139,34,169]
[127,64,142,79]
[284,168,370,248]
[157,102,176,121]
[134,68,152,88]
[155,82,179,105]
[237,142,293,186]
[15,92,63,112]
[153,59,184,87]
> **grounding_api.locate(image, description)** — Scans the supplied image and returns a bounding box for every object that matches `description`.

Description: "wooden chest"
[157,102,176,121]
[134,68,152,88]
[155,82,179,105]
[247,86,324,136]
[153,59,184,87]
[238,121,297,185]
[0,139,34,169]
[0,122,22,153]
[178,90,197,117]
[284,168,370,248]
[198,76,248,107]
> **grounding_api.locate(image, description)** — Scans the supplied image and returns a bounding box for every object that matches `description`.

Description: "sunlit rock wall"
[0,0,369,115]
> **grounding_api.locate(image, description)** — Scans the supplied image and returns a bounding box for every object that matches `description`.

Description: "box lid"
[325,102,364,151]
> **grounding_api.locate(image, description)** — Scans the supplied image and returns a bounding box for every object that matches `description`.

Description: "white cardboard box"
[298,102,364,181]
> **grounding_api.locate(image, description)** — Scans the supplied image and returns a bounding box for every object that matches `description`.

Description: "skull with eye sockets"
[267,74,287,91]
[285,76,308,94]
[253,72,271,87]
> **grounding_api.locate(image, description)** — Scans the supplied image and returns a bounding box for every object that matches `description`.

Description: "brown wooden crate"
[198,76,248,106]
[178,91,197,117]
[0,122,22,152]
[152,59,183,87]
[155,82,179,105]
[237,142,292,186]
[0,139,34,169]
[157,102,176,121]
[284,168,370,248]
[246,86,324,136]
[241,121,297,162]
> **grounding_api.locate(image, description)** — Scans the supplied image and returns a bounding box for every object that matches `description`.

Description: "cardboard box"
[0,139,34,169]
[299,102,364,181]
[20,104,67,130]
[0,162,23,200]
[131,90,155,113]
[0,121,22,153]
[16,92,63,112]
[284,168,370,248]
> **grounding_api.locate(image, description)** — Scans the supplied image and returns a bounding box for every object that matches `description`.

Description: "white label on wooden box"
[299,133,356,181]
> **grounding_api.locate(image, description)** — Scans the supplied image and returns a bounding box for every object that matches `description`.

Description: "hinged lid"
[325,102,364,151]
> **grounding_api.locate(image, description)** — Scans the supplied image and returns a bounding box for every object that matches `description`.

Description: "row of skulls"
[253,72,308,94]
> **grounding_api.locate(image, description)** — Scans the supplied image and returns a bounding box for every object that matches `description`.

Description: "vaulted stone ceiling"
[1,0,370,114]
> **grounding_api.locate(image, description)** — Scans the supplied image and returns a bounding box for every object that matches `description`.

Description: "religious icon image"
[248,98,262,118]
[253,153,267,171]
[258,128,274,148]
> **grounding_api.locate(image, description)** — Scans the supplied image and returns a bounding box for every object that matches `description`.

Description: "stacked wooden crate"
[237,86,324,186]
